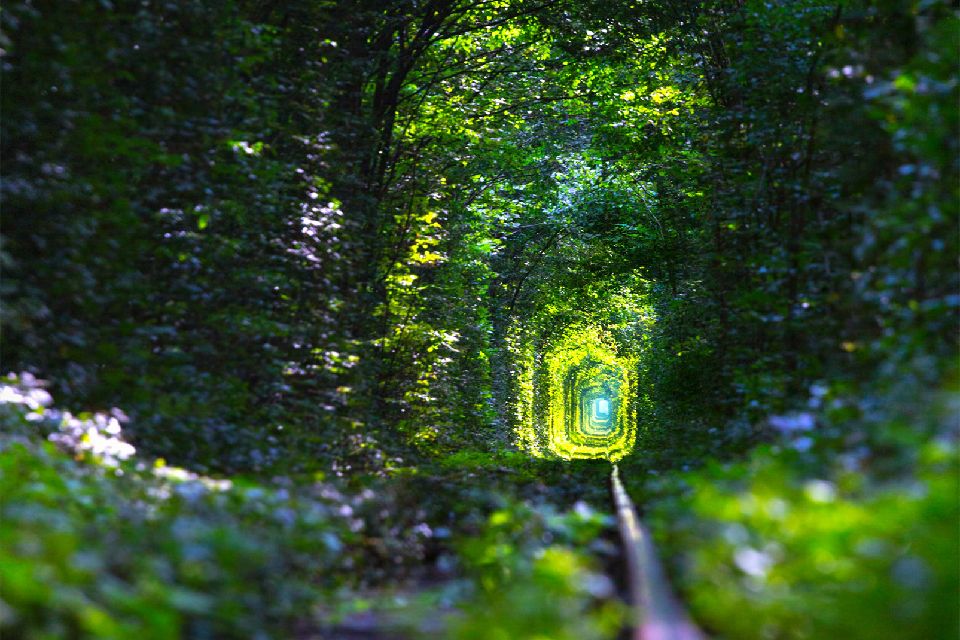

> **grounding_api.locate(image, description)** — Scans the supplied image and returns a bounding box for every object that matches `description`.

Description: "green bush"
[0,375,361,639]
[648,437,959,640]
[453,500,624,640]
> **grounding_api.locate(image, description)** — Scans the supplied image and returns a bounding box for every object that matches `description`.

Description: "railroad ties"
[611,465,706,640]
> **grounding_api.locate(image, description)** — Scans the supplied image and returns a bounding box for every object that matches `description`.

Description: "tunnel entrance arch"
[507,280,653,462]
[513,324,637,461]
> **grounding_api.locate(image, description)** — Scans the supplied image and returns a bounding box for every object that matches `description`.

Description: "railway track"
[323,465,707,639]
[611,465,706,640]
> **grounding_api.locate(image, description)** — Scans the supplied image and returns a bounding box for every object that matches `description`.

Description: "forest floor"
[1,373,957,640]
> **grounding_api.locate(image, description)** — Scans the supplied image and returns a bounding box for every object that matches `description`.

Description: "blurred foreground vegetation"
[1,374,622,639]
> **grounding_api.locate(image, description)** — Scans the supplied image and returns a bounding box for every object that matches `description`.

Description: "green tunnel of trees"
[4,0,955,472]
[1,0,957,638]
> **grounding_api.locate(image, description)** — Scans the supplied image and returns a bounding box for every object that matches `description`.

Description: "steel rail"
[611,465,706,640]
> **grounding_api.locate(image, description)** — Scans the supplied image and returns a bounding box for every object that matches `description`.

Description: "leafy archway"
[514,324,638,462]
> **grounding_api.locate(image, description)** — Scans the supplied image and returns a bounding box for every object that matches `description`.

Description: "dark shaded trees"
[2,0,956,475]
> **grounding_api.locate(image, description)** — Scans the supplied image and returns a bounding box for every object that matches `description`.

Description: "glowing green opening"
[513,324,638,462]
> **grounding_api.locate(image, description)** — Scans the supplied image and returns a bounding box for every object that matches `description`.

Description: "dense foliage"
[2,0,957,638]
[1,374,620,638]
